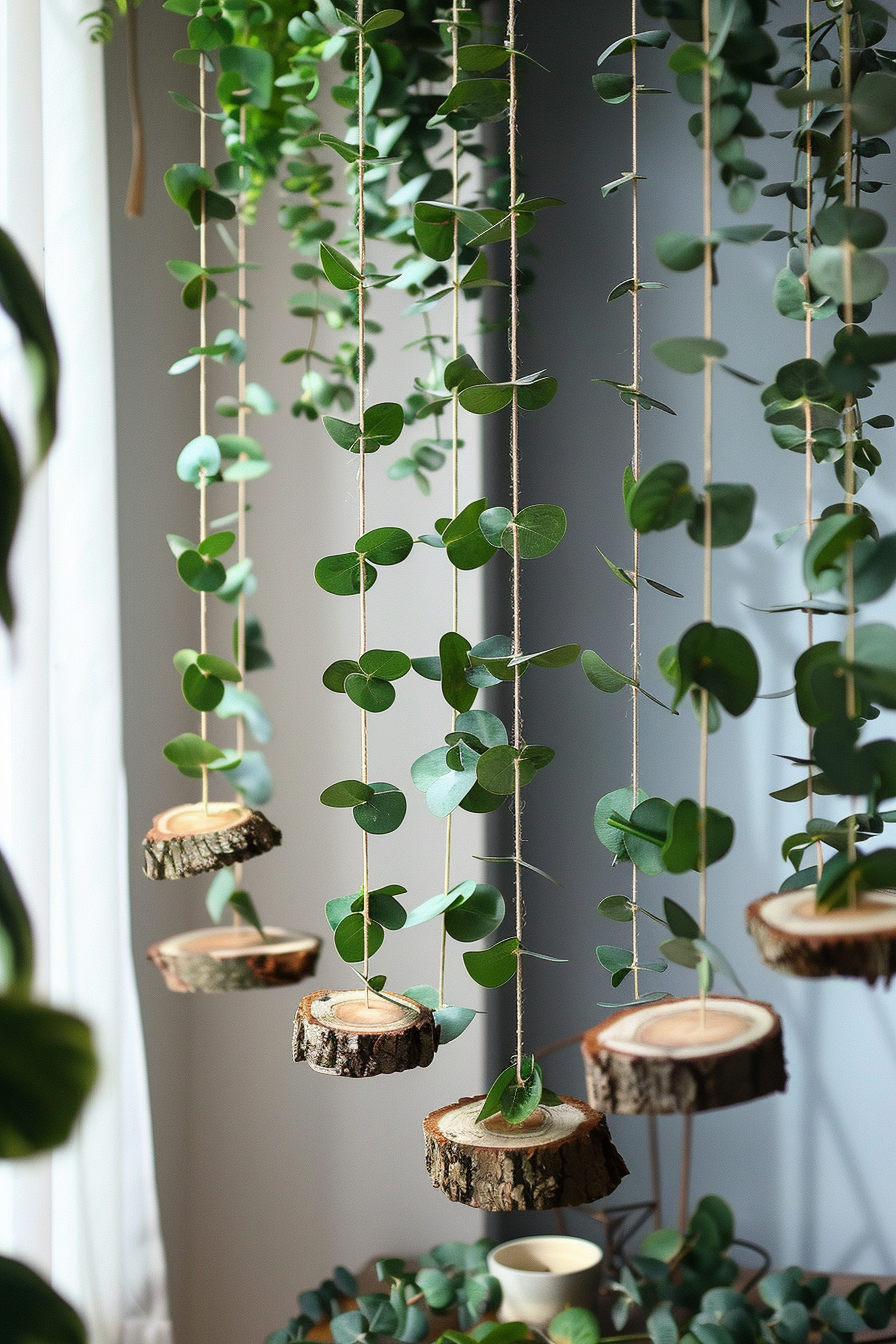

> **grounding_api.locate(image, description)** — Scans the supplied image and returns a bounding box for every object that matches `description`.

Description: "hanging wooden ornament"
[143,802,281,880]
[423,1095,627,1212]
[148,925,320,993]
[581,996,786,1115]
[293,989,438,1077]
[746,891,896,986]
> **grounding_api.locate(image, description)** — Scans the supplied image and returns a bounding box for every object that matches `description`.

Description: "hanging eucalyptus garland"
[748,0,896,983]
[143,0,321,992]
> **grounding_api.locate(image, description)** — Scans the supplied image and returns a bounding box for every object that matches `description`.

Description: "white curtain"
[0,1,172,1340]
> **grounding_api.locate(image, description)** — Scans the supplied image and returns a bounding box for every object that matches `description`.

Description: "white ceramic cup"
[487,1235,603,1327]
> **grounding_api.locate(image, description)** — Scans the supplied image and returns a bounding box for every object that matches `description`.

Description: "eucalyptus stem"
[356,0,371,999]
[841,0,858,902]
[507,0,524,1085]
[199,51,210,814]
[698,0,713,1016]
[629,0,641,1004]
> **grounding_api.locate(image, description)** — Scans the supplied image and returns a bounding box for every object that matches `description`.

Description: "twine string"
[698,0,713,1020]
[506,0,524,1086]
[630,0,641,1002]
[199,51,210,813]
[356,0,372,997]
[232,100,249,921]
[438,0,462,1013]
[802,2,825,883]
[841,0,858,901]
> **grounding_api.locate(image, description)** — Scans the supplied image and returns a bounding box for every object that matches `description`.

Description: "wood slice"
[747,888,896,985]
[293,988,439,1077]
[423,1094,627,1212]
[147,925,320,993]
[581,996,786,1116]
[142,802,282,880]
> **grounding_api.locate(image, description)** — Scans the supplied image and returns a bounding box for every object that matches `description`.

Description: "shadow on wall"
[484,0,896,1274]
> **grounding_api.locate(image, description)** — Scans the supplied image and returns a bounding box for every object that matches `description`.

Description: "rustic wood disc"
[747,888,896,985]
[142,802,282,880]
[423,1093,627,1211]
[581,996,786,1116]
[293,988,438,1077]
[147,925,320,993]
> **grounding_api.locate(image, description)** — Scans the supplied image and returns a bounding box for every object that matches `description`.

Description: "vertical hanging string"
[802,4,825,883]
[438,1,461,1011]
[199,51,210,814]
[629,0,641,1003]
[698,0,713,984]
[506,0,524,1083]
[841,0,858,899]
[232,100,249,923]
[356,1,372,998]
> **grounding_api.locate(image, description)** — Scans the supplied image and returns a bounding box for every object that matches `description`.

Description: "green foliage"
[0,1256,87,1344]
[267,1242,502,1344]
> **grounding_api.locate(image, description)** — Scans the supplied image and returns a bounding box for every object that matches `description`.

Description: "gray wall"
[106,3,896,1341]
[489,0,896,1274]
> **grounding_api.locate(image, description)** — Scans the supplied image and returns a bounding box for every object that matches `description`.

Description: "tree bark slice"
[747,889,896,985]
[423,1094,627,1211]
[293,989,439,1077]
[147,925,320,993]
[142,802,282,880]
[581,996,786,1116]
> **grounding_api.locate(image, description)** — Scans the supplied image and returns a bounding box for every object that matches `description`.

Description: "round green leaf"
[676,623,759,716]
[323,659,361,692]
[808,246,888,306]
[222,458,271,483]
[444,499,496,570]
[196,653,241,682]
[359,649,411,680]
[334,913,384,963]
[345,673,396,713]
[315,552,375,596]
[444,884,505,942]
[549,1307,601,1344]
[626,460,696,532]
[476,745,536,794]
[163,733,225,769]
[463,936,519,987]
[594,787,647,857]
[177,549,226,592]
[506,504,567,559]
[652,336,728,373]
[479,505,513,547]
[851,72,896,135]
[626,797,672,874]
[0,997,97,1157]
[362,887,408,930]
[686,483,756,547]
[198,530,235,558]
[357,526,414,565]
[182,662,224,711]
[320,242,362,291]
[353,782,407,834]
[816,204,887,249]
[655,230,705,271]
[321,779,373,808]
[176,433,221,483]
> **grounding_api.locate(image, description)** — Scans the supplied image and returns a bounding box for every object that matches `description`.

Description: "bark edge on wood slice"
[423,1094,627,1212]
[147,925,320,993]
[747,888,896,985]
[293,988,439,1077]
[142,801,282,880]
[581,995,786,1116]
